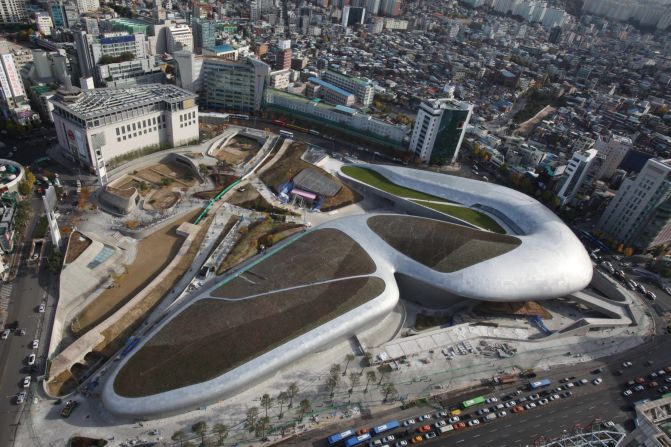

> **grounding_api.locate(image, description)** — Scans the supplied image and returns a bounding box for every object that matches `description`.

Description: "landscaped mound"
[367,215,520,273]
[113,277,385,397]
[213,228,377,298]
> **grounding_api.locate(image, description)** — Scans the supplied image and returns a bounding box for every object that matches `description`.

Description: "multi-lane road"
[282,335,671,446]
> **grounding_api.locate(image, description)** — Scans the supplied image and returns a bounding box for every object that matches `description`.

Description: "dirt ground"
[147,189,180,209]
[476,301,553,319]
[70,213,195,337]
[64,232,92,264]
[113,276,385,397]
[213,135,262,165]
[113,161,199,201]
[260,142,360,210]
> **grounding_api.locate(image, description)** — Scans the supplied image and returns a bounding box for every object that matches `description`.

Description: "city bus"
[345,433,371,447]
[461,395,486,409]
[327,429,355,446]
[372,420,400,435]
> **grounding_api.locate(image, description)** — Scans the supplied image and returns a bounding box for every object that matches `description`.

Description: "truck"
[490,374,517,385]
[528,378,552,390]
[438,425,454,434]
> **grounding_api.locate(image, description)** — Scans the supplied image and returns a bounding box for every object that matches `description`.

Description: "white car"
[486,397,498,404]
[22,376,31,388]
[382,435,395,443]
[504,400,517,408]
[448,416,460,424]
[550,394,560,400]
[538,398,549,405]
[419,414,431,421]
[468,419,480,427]
[27,354,35,365]
[593,378,603,385]
[434,421,446,428]
[622,361,633,368]
[524,402,537,410]
[565,382,575,388]
[477,408,490,415]
[623,389,633,397]
[38,303,45,313]
[1,329,10,340]
[403,419,415,427]
[395,442,408,447]
[497,411,507,417]
[31,339,39,349]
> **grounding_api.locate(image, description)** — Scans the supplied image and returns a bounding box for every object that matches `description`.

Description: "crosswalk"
[0,283,12,312]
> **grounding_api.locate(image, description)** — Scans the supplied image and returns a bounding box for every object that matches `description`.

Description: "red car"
[453,422,466,430]
[419,424,431,433]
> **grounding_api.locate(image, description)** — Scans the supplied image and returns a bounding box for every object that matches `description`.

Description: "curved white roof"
[101,166,592,419]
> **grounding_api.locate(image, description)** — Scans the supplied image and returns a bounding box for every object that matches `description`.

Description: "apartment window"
[123,135,126,140]
[116,128,120,136]
[117,137,121,142]
[153,117,156,125]
[132,123,136,130]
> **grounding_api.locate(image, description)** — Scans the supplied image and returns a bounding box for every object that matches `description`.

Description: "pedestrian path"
[0,283,13,312]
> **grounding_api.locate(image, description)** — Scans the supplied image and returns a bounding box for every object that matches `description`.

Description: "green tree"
[171,430,187,447]
[260,393,274,417]
[364,371,376,393]
[245,406,259,432]
[213,423,228,445]
[45,247,63,273]
[297,398,312,421]
[198,163,209,176]
[277,391,289,419]
[343,354,355,375]
[382,383,398,402]
[287,382,299,408]
[191,421,207,444]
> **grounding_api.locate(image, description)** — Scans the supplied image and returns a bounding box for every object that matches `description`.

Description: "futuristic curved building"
[101,164,592,419]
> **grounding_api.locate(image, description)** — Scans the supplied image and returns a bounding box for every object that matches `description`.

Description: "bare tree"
[343,353,355,375]
[245,407,259,432]
[297,398,312,421]
[171,430,187,447]
[287,382,299,408]
[277,391,289,419]
[348,371,361,393]
[192,421,208,445]
[255,416,270,439]
[260,393,274,417]
[365,370,377,393]
[382,383,398,402]
[213,423,228,446]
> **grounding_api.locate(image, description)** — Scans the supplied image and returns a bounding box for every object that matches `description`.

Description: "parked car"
[634,384,645,392]
[623,389,633,397]
[1,329,9,340]
[38,303,45,313]
[467,419,480,427]
[22,376,31,388]
[15,391,26,404]
[593,378,603,385]
[27,354,35,366]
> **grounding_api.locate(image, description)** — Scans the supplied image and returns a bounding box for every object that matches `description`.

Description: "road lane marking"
[455,439,464,443]
[473,434,481,438]
[504,424,512,428]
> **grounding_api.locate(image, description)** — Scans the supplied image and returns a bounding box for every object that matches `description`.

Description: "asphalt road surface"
[0,198,57,447]
[283,336,671,446]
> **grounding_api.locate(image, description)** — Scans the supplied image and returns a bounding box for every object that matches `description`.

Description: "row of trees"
[325,362,398,403]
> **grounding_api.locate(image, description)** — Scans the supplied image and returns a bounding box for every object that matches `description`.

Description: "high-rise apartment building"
[597,158,671,250]
[50,1,79,28]
[0,0,27,23]
[192,18,216,54]
[167,24,193,53]
[594,134,632,181]
[81,16,99,35]
[36,13,54,36]
[0,52,26,109]
[365,0,380,14]
[409,98,473,164]
[342,5,365,26]
[76,0,98,13]
[201,57,270,112]
[379,0,400,16]
[556,148,602,205]
[321,69,373,106]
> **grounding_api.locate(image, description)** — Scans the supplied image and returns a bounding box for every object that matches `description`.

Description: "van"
[438,425,454,434]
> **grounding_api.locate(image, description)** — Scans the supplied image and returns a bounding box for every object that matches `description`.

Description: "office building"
[201,56,270,112]
[379,0,400,16]
[167,24,193,53]
[556,149,602,205]
[173,50,203,93]
[50,84,198,178]
[92,33,147,64]
[50,1,79,29]
[76,0,98,13]
[409,98,473,164]
[97,58,166,87]
[73,30,96,79]
[597,158,671,251]
[322,69,374,106]
[595,134,632,181]
[192,18,216,54]
[366,0,380,15]
[342,6,365,26]
[625,396,671,446]
[548,26,561,44]
[36,13,54,36]
[0,52,27,110]
[80,16,99,35]
[307,77,356,106]
[0,0,27,23]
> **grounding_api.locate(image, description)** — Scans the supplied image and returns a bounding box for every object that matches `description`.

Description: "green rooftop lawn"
[409,200,505,234]
[341,166,506,234]
[341,166,447,202]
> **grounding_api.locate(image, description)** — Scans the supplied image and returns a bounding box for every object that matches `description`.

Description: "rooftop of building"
[324,68,370,86]
[50,83,196,119]
[307,76,354,98]
[210,44,235,53]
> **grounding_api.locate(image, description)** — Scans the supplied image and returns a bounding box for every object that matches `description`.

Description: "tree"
[348,371,361,393]
[171,430,187,447]
[277,391,289,419]
[326,375,339,398]
[260,393,274,417]
[213,423,228,445]
[192,421,207,444]
[343,354,355,375]
[365,371,376,393]
[245,406,259,432]
[255,415,270,439]
[382,383,398,402]
[377,367,390,385]
[18,169,36,196]
[287,382,299,408]
[329,363,341,378]
[297,398,312,421]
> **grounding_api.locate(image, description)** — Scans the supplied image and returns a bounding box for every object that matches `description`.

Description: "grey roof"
[50,84,197,119]
[293,168,342,197]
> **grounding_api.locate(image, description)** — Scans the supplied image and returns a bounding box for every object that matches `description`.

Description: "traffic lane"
[0,203,49,445]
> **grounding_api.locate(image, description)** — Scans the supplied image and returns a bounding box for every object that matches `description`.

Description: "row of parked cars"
[621,365,671,397]
[600,260,657,300]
